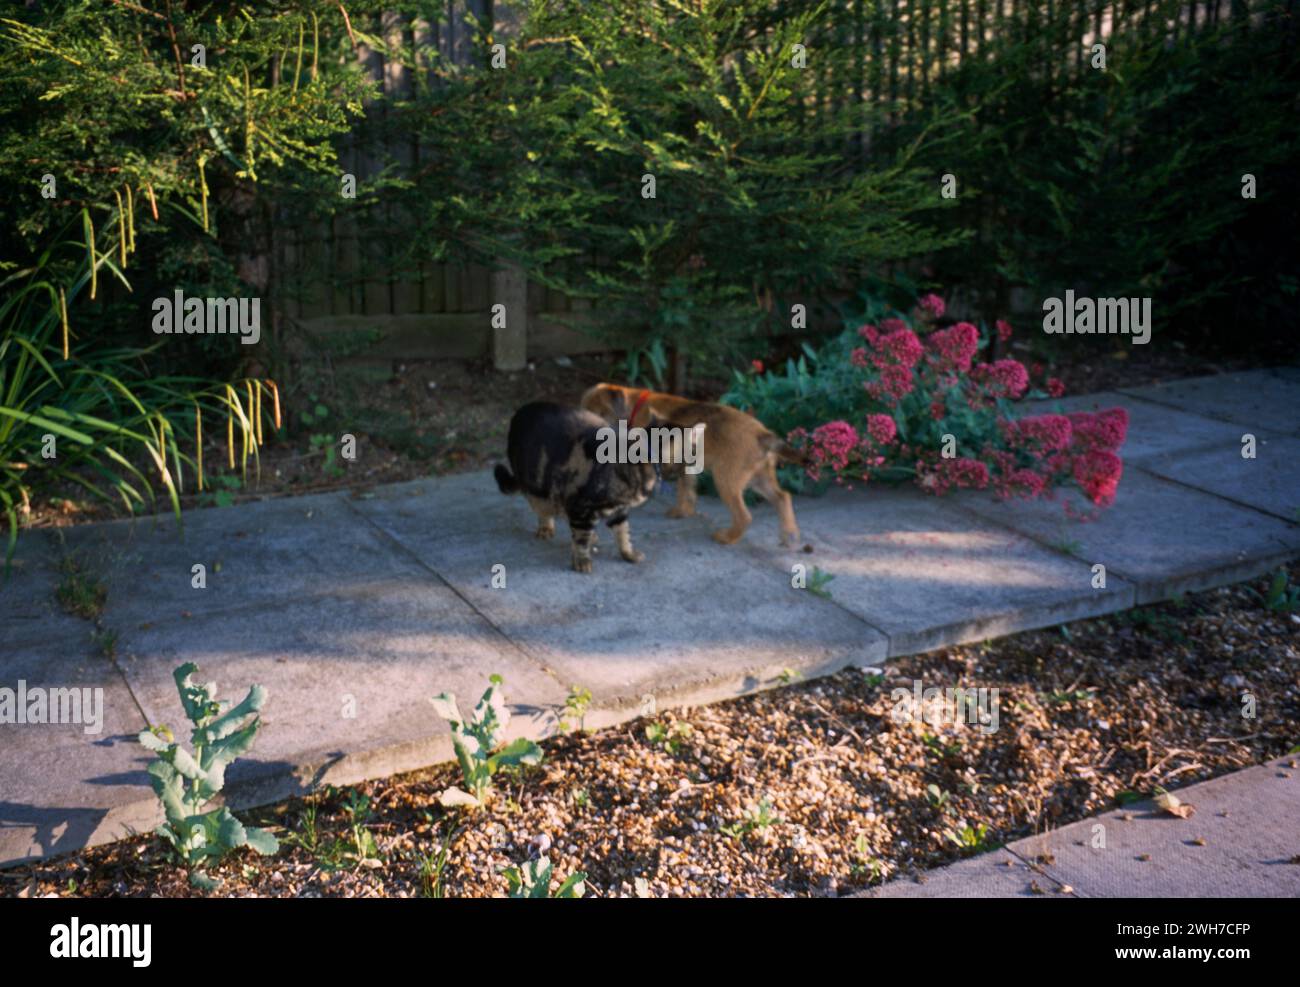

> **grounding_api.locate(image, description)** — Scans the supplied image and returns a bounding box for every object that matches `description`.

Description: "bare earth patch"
[4,564,1297,899]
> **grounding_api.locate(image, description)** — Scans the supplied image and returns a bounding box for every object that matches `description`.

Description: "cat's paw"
[666,506,695,519]
[620,549,645,564]
[712,529,742,545]
[571,555,593,574]
[535,524,555,540]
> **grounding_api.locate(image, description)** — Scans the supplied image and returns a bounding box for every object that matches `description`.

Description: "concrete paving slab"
[0,640,152,866]
[355,505,886,713]
[1139,434,1300,523]
[347,472,520,536]
[747,487,1134,657]
[854,849,1066,897]
[1118,370,1300,436]
[1268,365,1300,383]
[351,467,757,545]
[1017,390,1257,464]
[955,468,1300,604]
[56,491,429,630]
[0,529,94,650]
[1009,757,1300,898]
[112,579,568,811]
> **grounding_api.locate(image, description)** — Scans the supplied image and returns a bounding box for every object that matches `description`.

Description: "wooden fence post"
[482,0,534,371]
[491,262,529,371]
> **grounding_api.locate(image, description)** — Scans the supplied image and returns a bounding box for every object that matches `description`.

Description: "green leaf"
[438,787,480,809]
[137,728,172,752]
[189,870,221,891]
[243,826,280,856]
[553,871,587,898]
[490,737,543,770]
[217,810,248,849]
[198,684,267,745]
[429,693,462,725]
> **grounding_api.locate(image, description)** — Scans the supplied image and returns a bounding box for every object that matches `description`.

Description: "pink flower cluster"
[867,365,915,403]
[872,327,924,370]
[1068,407,1129,452]
[969,359,1030,402]
[996,407,1128,507]
[925,321,980,375]
[790,413,899,485]
[786,294,1127,514]
[861,326,923,405]
[918,294,946,319]
[865,413,897,447]
[999,466,1048,500]
[791,421,861,483]
[1064,408,1127,506]
[1001,413,1073,452]
[918,457,989,496]
[1073,450,1124,507]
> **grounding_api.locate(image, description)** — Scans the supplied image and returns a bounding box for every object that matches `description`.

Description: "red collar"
[627,389,651,427]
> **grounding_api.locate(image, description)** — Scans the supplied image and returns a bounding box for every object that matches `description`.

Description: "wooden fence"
[279,0,1258,368]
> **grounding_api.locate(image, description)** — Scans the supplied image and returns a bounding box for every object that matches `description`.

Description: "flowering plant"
[724,293,1124,511]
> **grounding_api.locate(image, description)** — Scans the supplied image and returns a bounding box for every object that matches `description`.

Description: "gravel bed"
[4,564,1297,899]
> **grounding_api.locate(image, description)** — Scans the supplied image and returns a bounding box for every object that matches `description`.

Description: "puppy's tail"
[494,463,520,494]
[759,432,809,467]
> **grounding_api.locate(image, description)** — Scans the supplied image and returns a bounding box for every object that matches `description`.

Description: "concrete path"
[2,368,1298,869]
[856,755,1300,898]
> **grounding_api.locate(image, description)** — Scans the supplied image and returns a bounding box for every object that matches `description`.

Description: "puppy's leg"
[666,470,698,519]
[712,468,753,545]
[569,516,597,573]
[605,511,644,563]
[751,462,800,547]
[526,495,557,540]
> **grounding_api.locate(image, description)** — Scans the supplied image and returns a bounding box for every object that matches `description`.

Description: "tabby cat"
[494,401,660,573]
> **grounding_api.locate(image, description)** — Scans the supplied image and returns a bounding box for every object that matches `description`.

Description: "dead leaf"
[1154,790,1195,819]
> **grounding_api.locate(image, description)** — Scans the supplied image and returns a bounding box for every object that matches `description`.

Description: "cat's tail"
[494,463,520,494]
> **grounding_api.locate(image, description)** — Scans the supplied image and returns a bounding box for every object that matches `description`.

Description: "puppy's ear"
[582,384,619,420]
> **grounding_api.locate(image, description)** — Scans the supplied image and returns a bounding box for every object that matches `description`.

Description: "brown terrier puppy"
[580,383,805,546]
